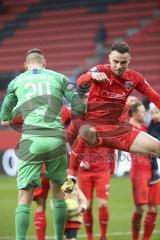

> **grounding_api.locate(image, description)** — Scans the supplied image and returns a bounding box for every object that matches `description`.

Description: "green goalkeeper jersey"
[1,68,85,138]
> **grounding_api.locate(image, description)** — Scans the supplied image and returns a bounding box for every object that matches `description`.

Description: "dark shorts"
[64,228,79,238]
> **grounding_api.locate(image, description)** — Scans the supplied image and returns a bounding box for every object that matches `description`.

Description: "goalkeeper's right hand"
[61,177,76,193]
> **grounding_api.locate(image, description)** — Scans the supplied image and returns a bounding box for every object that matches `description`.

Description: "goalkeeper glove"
[61,177,76,193]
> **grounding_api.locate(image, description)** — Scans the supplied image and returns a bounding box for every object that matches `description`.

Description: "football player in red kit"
[129,102,160,240]
[61,41,160,193]
[78,146,114,240]
[64,92,115,240]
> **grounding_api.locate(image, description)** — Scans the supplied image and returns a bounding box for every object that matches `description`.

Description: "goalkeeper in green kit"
[0,48,85,240]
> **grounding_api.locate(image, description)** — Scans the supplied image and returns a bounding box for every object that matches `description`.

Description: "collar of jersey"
[30,69,43,74]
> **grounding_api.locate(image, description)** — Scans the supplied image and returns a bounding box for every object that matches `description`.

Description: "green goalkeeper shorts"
[16,136,68,189]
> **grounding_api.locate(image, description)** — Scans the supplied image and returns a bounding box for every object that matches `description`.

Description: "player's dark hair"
[111,41,130,54]
[26,48,43,57]
[128,102,143,117]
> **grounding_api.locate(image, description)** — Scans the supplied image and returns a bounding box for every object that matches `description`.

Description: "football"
[65,198,79,218]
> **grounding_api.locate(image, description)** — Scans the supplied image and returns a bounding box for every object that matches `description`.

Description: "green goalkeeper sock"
[15,204,30,240]
[53,199,67,240]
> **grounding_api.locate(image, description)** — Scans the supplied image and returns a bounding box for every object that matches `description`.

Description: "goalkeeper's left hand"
[61,178,76,193]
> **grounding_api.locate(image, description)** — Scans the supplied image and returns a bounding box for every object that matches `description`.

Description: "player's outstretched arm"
[136,76,160,109]
[1,80,18,126]
[77,71,110,84]
[142,87,160,109]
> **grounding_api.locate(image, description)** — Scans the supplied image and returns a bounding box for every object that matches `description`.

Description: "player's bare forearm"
[1,114,23,127]
[1,120,10,127]
[1,119,18,126]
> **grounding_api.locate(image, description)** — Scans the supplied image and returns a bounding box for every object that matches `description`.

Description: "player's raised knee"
[79,125,96,140]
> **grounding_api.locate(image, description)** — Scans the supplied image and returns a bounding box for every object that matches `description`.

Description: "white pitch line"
[0,230,160,239]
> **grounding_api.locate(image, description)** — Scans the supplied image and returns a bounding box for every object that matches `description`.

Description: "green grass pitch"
[0,175,160,239]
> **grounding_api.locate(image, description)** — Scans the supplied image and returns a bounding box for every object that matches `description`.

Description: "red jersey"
[77,64,160,123]
[77,145,115,173]
[130,124,151,175]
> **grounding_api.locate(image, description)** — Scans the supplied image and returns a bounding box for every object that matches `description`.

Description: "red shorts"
[33,174,50,200]
[96,125,140,152]
[65,221,80,229]
[131,171,160,205]
[68,117,139,152]
[78,169,110,200]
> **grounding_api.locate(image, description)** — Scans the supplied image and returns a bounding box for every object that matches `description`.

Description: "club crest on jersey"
[90,67,99,72]
[125,81,133,89]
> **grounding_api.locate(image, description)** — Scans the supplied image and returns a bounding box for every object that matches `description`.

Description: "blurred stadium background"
[0,0,160,239]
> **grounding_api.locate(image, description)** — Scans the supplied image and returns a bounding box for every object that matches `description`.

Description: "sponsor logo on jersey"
[101,90,126,99]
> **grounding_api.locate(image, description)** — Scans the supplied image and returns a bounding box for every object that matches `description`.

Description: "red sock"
[99,207,109,239]
[34,211,46,240]
[69,136,86,176]
[132,211,142,240]
[142,211,157,240]
[83,208,93,240]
